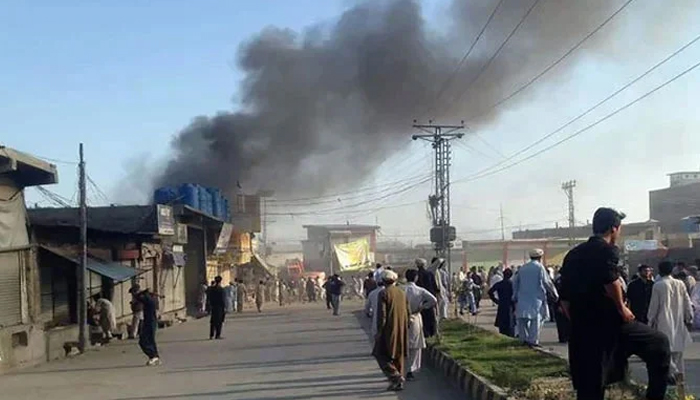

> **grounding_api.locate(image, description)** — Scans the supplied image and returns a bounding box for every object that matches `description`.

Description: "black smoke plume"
[154,0,618,198]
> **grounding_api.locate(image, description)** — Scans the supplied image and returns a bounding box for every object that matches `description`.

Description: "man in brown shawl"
[373,269,409,391]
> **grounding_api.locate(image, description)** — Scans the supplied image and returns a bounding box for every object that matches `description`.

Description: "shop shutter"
[0,252,21,327]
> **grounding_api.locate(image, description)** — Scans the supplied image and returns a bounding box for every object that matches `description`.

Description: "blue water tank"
[198,187,213,215]
[208,188,222,218]
[179,184,200,209]
[153,186,177,205]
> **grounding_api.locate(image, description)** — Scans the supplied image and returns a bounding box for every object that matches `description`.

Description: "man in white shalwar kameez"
[512,249,557,346]
[403,269,437,381]
[365,280,385,347]
[430,258,451,320]
[95,296,117,340]
[647,261,693,381]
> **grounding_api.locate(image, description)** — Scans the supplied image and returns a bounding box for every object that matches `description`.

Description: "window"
[236,195,246,213]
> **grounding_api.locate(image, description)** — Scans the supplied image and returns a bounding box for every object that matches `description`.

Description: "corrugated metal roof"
[28,205,157,234]
[40,246,141,282]
[85,260,139,282]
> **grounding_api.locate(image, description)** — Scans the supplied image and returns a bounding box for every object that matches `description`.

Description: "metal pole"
[500,203,505,241]
[328,233,334,276]
[78,143,87,353]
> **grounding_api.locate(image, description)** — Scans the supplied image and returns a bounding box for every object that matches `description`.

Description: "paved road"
[467,304,700,396]
[0,301,465,400]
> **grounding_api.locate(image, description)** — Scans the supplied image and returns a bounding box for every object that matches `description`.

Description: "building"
[650,171,700,233]
[0,147,58,371]
[512,220,661,241]
[463,239,583,269]
[27,204,194,357]
[668,170,700,187]
[169,204,227,313]
[301,224,379,273]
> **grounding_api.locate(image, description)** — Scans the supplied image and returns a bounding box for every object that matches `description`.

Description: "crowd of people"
[86,206,700,398]
[358,207,700,398]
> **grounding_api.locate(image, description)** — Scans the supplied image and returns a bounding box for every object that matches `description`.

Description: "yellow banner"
[334,238,372,271]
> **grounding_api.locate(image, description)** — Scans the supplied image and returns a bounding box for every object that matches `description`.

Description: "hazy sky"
[3,0,700,245]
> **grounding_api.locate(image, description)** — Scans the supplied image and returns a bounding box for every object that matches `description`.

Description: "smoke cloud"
[154,0,619,198]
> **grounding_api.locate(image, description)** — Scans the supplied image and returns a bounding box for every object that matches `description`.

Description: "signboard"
[624,240,659,252]
[174,223,188,244]
[334,237,373,271]
[214,223,234,255]
[157,205,175,235]
[172,244,186,266]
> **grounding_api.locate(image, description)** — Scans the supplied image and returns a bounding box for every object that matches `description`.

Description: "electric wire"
[442,0,542,118]
[455,51,700,185]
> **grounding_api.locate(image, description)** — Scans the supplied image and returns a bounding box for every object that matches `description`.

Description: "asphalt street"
[0,301,466,400]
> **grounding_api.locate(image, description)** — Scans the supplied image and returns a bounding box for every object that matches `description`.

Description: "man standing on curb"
[403,269,437,381]
[560,207,670,400]
[512,248,557,346]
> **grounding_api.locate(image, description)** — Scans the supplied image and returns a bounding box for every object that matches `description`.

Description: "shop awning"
[252,254,276,276]
[85,260,140,282]
[40,245,142,282]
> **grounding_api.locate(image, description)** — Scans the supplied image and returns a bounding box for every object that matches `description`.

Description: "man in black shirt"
[208,276,227,340]
[560,208,670,400]
[626,264,654,324]
[130,285,161,366]
[325,274,345,316]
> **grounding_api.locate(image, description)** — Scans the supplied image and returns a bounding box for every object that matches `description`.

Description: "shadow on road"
[162,353,372,374]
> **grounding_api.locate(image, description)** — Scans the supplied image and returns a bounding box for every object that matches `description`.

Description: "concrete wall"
[44,325,78,362]
[0,324,46,372]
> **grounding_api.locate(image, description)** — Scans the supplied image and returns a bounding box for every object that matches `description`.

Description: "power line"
[35,186,73,207]
[454,138,497,161]
[420,0,506,119]
[35,155,79,165]
[463,0,637,124]
[455,52,700,184]
[268,172,431,207]
[443,0,542,118]
[268,152,432,205]
[266,176,432,217]
[472,132,507,159]
[86,174,110,205]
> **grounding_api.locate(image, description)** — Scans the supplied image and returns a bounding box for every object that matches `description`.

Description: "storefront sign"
[157,204,175,235]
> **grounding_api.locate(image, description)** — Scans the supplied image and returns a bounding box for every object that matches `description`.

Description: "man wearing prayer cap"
[373,268,409,391]
[512,248,558,346]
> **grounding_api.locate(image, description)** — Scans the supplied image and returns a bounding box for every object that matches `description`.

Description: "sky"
[3,0,700,245]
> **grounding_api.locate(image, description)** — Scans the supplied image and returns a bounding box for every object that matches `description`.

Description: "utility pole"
[499,203,505,241]
[78,143,87,353]
[412,120,465,277]
[562,180,577,246]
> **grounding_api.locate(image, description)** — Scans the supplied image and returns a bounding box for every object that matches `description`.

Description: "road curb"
[425,344,512,400]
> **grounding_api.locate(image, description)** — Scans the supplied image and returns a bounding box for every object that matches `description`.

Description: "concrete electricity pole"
[412,120,465,276]
[78,144,87,353]
[499,203,505,241]
[561,180,577,245]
